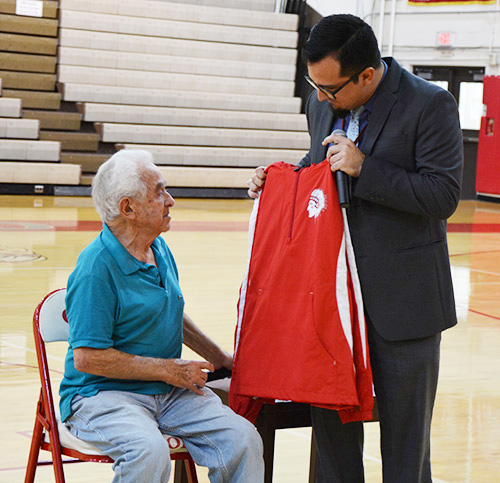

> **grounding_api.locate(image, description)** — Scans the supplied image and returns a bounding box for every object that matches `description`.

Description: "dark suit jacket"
[299,57,463,341]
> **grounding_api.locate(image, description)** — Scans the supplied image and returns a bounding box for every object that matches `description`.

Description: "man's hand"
[247,166,267,198]
[73,347,216,396]
[212,350,233,371]
[322,134,365,178]
[166,359,215,396]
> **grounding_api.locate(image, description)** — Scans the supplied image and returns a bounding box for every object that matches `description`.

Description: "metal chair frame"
[25,288,198,483]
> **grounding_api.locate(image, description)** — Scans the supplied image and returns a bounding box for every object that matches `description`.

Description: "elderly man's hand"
[247,166,267,198]
[212,350,233,371]
[167,359,215,396]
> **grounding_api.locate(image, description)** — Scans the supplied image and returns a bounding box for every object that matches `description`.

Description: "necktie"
[346,105,366,143]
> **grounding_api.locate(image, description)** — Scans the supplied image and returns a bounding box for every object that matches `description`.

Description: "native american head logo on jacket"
[307,188,327,219]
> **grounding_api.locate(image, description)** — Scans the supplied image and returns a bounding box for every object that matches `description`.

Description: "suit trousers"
[312,318,441,483]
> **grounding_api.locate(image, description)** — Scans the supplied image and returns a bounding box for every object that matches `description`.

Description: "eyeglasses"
[304,67,366,101]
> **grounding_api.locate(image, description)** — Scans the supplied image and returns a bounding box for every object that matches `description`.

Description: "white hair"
[92,149,156,224]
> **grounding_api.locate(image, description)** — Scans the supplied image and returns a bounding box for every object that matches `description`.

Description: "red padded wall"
[476,76,500,196]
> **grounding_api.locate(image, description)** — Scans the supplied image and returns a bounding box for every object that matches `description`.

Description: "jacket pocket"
[395,239,444,253]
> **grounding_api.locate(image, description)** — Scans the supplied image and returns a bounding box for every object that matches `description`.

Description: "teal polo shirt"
[59,224,184,422]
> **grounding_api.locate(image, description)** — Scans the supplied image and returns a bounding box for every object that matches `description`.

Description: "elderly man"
[59,149,264,483]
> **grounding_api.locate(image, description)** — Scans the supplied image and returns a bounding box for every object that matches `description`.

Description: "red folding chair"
[25,288,198,483]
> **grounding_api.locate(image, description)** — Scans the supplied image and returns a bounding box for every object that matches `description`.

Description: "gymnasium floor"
[0,194,499,482]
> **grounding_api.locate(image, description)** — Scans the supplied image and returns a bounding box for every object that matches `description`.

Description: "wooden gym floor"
[0,194,499,482]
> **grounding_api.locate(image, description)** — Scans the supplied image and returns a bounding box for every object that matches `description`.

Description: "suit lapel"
[318,103,335,162]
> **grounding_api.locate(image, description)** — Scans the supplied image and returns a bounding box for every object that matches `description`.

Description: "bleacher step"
[0,52,56,73]
[116,144,307,169]
[79,103,307,131]
[0,71,56,91]
[0,161,80,184]
[39,131,99,151]
[0,0,57,18]
[0,139,60,160]
[59,10,297,49]
[157,166,254,189]
[0,118,39,139]
[2,89,61,110]
[0,32,57,55]
[57,46,295,82]
[23,110,82,130]
[59,0,298,31]
[57,65,295,97]
[81,173,93,186]
[0,97,22,118]
[59,83,301,114]
[59,29,297,65]
[60,152,111,172]
[96,123,309,149]
[0,13,58,37]
[148,0,276,12]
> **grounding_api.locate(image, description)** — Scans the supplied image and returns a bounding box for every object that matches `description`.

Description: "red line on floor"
[450,249,500,257]
[468,308,500,321]
[447,223,500,232]
[2,221,500,233]
[0,361,63,374]
[0,220,249,232]
[172,221,249,232]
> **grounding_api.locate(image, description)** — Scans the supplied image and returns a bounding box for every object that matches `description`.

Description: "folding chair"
[25,288,198,483]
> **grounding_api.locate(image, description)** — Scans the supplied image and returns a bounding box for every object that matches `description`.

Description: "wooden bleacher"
[1,0,308,195]
[0,1,59,111]
[78,104,307,131]
[157,166,256,189]
[0,95,22,117]
[58,0,297,29]
[114,145,307,168]
[0,161,80,184]
[60,84,301,113]
[58,29,298,68]
[57,47,296,84]
[56,0,308,195]
[0,0,82,192]
[58,4,298,46]
[0,118,39,139]
[149,0,277,11]
[0,84,81,184]
[58,66,295,97]
[94,124,309,149]
[0,139,59,161]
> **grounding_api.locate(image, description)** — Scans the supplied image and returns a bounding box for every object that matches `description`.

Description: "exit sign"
[437,32,455,48]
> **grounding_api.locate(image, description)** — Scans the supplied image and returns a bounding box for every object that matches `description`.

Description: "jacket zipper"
[288,169,303,239]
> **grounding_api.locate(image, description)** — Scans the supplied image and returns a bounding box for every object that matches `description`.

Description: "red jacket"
[229,160,373,424]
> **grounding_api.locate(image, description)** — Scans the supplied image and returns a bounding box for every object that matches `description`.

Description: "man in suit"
[247,14,463,483]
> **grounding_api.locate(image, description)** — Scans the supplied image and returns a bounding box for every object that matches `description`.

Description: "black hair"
[302,14,381,78]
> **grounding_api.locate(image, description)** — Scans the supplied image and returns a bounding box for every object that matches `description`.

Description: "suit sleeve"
[297,92,315,168]
[354,88,463,219]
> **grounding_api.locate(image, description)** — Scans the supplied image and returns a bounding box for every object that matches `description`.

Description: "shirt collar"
[101,223,161,276]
